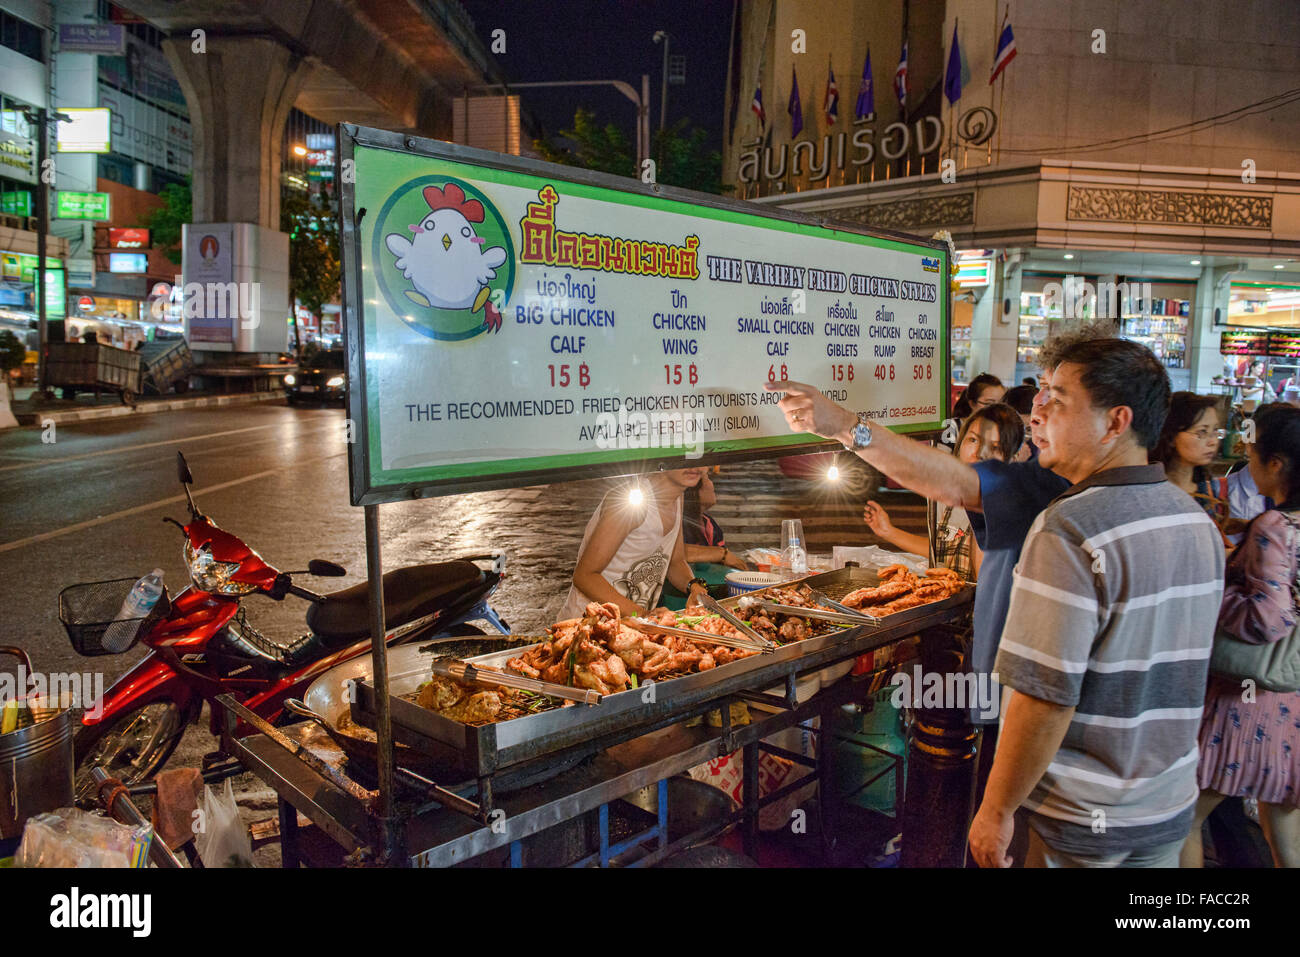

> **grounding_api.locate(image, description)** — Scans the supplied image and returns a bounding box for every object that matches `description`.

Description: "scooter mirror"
[308,559,347,577]
[177,451,194,486]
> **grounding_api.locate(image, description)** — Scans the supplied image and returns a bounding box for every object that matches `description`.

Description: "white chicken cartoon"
[385,183,508,331]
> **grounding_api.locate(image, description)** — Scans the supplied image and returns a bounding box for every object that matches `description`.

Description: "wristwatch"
[843,413,873,451]
[688,576,708,590]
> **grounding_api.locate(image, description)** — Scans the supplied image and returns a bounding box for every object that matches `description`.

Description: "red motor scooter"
[62,452,510,797]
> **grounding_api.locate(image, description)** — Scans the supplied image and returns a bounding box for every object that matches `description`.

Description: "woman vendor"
[682,470,748,570]
[558,467,710,619]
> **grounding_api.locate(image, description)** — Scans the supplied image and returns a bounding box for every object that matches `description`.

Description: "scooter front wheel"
[73,698,197,803]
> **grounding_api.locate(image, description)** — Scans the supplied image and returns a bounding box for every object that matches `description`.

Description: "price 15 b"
[548,363,590,388]
[665,363,698,385]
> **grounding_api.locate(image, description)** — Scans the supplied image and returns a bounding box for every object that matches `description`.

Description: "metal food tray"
[351,566,972,779]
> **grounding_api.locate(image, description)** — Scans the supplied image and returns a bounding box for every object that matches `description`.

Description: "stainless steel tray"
[352,566,972,778]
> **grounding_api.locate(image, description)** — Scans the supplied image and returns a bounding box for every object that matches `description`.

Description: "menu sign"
[1220,329,1269,356]
[340,127,950,504]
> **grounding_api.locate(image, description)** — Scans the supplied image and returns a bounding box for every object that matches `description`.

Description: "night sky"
[457,0,734,153]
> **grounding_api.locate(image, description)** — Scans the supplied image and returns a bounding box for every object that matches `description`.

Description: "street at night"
[1,0,1297,928]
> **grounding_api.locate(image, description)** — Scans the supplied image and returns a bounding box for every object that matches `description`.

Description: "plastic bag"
[16,807,152,868]
[194,779,255,868]
[832,546,927,574]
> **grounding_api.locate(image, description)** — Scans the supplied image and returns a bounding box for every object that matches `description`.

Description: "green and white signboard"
[55,191,111,221]
[339,125,950,505]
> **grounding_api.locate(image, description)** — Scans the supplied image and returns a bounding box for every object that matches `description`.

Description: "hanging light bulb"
[628,485,645,507]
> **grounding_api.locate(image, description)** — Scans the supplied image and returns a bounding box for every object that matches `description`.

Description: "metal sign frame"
[337,123,951,506]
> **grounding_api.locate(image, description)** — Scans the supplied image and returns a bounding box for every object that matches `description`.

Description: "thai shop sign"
[55,191,111,221]
[340,126,951,505]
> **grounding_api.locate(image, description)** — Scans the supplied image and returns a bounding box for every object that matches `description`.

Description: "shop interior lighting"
[628,485,644,507]
[826,464,840,482]
[1062,253,1074,260]
[293,145,308,156]
[1275,264,1286,269]
[1190,260,1201,265]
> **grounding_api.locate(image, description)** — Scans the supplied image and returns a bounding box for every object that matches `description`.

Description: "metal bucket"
[0,706,75,843]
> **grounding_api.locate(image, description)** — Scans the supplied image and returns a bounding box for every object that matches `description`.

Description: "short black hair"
[1002,385,1037,415]
[1256,406,1300,509]
[953,373,1003,418]
[1054,338,1171,450]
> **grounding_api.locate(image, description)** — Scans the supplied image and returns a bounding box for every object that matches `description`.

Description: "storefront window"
[1121,280,1193,370]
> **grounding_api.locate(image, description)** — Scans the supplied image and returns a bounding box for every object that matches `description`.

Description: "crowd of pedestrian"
[767,326,1300,869]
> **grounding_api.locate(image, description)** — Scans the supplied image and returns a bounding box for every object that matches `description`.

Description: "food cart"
[223,123,964,867]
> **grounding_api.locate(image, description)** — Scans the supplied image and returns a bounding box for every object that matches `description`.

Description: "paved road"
[0,401,922,862]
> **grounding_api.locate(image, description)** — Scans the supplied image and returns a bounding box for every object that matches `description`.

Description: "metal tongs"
[625,617,770,654]
[807,587,880,620]
[399,659,603,706]
[697,594,778,652]
[736,594,875,627]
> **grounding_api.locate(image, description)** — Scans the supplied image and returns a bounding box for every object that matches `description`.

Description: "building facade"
[724,0,1300,394]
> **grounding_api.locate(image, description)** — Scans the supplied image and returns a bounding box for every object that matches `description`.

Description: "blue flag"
[944,22,964,105]
[788,65,803,136]
[855,48,874,119]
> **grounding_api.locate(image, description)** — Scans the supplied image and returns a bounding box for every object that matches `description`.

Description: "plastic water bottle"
[780,518,808,578]
[103,569,165,652]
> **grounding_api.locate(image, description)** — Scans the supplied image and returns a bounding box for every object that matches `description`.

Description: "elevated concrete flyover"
[119,0,503,227]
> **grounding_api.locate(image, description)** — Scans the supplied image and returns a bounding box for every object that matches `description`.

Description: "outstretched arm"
[765,380,983,511]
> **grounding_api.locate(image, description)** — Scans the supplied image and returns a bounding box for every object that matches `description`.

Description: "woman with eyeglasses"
[1151,392,1229,526]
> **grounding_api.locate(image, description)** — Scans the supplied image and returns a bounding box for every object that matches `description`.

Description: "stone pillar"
[161,35,308,229]
[969,255,1020,384]
[1189,266,1230,391]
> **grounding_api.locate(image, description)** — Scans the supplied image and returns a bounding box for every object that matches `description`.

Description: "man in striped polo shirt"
[969,339,1225,868]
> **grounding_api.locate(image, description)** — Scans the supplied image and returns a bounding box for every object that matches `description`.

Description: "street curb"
[12,390,286,426]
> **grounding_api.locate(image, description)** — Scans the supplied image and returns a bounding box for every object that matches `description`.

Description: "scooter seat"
[305,561,484,645]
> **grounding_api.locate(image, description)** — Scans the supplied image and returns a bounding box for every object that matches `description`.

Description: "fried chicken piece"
[698,653,716,671]
[416,675,467,712]
[842,579,912,608]
[878,563,911,581]
[573,664,611,695]
[778,617,810,642]
[541,663,569,685]
[602,653,629,689]
[441,690,502,723]
[507,657,541,679]
[925,566,960,581]
[651,607,677,626]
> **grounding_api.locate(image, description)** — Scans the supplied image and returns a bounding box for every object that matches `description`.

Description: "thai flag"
[855,48,874,120]
[751,83,766,130]
[894,41,908,108]
[788,65,803,136]
[824,66,839,126]
[989,18,1017,84]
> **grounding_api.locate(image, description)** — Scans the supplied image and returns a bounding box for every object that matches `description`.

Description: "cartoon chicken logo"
[384,183,508,332]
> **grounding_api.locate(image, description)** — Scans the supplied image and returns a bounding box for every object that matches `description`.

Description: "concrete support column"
[969,255,1020,384]
[161,35,308,229]
[1189,266,1231,391]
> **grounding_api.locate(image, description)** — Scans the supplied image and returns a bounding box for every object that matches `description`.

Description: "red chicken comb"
[421,183,485,223]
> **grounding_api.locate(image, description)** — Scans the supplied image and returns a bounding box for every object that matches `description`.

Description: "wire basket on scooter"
[58,578,172,656]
